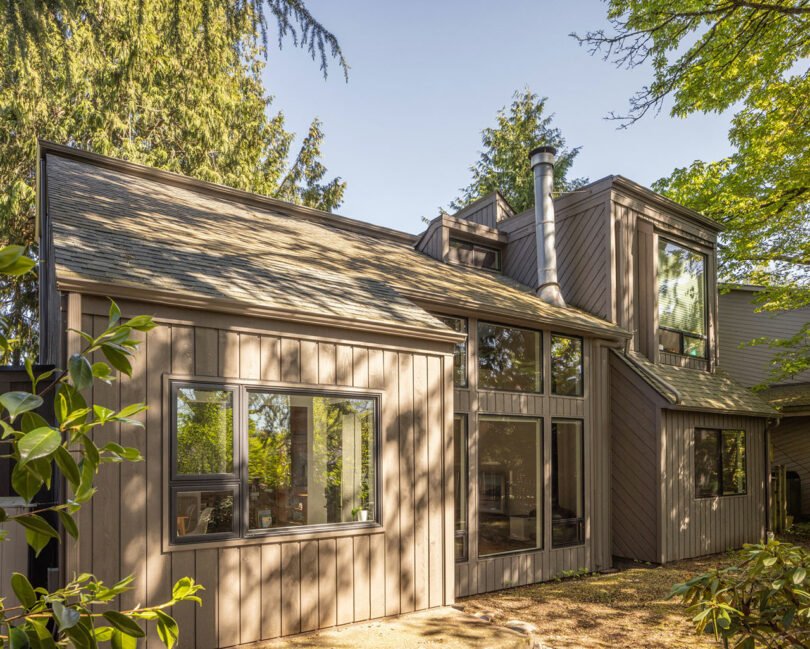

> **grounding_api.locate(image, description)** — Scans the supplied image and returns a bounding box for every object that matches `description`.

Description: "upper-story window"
[478,322,542,392]
[550,334,583,396]
[436,314,468,387]
[658,239,707,357]
[448,238,502,271]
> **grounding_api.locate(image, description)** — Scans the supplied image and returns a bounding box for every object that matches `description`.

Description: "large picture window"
[436,314,468,387]
[478,322,542,393]
[454,414,468,561]
[551,420,584,547]
[658,239,707,357]
[478,416,542,557]
[170,382,379,543]
[551,334,583,396]
[694,429,747,498]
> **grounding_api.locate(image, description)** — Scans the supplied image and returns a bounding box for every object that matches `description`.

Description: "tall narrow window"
[694,429,747,498]
[551,334,583,396]
[551,420,584,547]
[478,322,542,393]
[478,416,542,557]
[436,315,468,387]
[171,385,238,540]
[247,392,377,530]
[454,414,468,560]
[658,240,707,357]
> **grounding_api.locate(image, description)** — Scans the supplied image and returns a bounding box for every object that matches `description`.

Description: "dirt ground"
[456,552,745,649]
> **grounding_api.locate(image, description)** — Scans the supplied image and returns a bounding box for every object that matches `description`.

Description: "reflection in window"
[175,489,234,537]
[175,388,234,475]
[658,240,707,357]
[436,315,468,387]
[454,414,468,561]
[695,429,747,497]
[551,420,584,547]
[247,393,376,530]
[478,416,542,557]
[551,335,583,396]
[448,238,502,271]
[478,322,542,393]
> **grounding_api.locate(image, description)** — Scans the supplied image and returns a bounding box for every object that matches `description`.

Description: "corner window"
[448,238,502,271]
[170,382,380,543]
[478,416,542,557]
[436,314,468,387]
[478,322,542,393]
[454,414,468,561]
[694,429,747,498]
[551,420,584,547]
[658,240,707,357]
[551,334,583,396]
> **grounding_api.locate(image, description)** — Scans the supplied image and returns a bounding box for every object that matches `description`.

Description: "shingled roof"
[760,383,810,414]
[41,144,628,341]
[616,351,777,416]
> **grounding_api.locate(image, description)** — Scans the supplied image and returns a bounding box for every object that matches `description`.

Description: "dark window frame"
[657,238,709,359]
[454,413,469,562]
[169,380,383,545]
[551,418,585,548]
[550,333,584,397]
[477,320,544,394]
[448,238,503,272]
[693,428,748,499]
[435,313,469,388]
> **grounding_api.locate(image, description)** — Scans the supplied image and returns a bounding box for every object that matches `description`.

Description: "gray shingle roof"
[760,383,810,412]
[45,152,627,338]
[619,352,777,416]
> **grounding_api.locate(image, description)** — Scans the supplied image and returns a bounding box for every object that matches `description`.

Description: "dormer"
[415,210,508,272]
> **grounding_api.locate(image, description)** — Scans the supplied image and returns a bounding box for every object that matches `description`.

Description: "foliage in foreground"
[576,1,810,385]
[450,88,588,215]
[0,244,201,649]
[669,539,810,648]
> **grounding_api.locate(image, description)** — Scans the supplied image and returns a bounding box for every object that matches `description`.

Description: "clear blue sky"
[264,0,733,234]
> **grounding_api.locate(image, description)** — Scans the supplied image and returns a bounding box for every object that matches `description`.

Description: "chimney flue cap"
[529,145,556,169]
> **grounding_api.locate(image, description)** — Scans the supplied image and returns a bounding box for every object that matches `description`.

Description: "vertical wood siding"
[68,299,453,646]
[661,410,767,562]
[771,417,810,516]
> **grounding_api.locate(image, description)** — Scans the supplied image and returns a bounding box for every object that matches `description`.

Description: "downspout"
[529,146,566,307]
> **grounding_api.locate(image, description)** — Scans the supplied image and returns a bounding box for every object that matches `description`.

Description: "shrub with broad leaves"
[0,244,202,649]
[668,539,810,648]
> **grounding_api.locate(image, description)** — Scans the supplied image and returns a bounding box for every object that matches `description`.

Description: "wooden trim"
[56,275,466,345]
[62,292,82,585]
[39,141,416,245]
[38,152,60,366]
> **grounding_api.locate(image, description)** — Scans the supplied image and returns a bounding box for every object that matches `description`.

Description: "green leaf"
[12,462,43,503]
[110,630,137,649]
[102,611,146,638]
[91,362,114,383]
[794,567,806,584]
[109,300,121,325]
[58,509,79,539]
[9,626,30,649]
[54,446,81,487]
[93,628,114,643]
[68,354,93,392]
[52,601,81,631]
[16,513,59,539]
[11,572,37,609]
[101,345,132,377]
[21,412,51,433]
[82,436,100,468]
[18,427,61,465]
[155,610,179,649]
[125,315,157,332]
[0,245,36,277]
[0,392,43,421]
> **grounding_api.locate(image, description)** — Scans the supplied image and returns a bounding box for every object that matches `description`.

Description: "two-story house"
[719,286,810,518]
[24,140,773,645]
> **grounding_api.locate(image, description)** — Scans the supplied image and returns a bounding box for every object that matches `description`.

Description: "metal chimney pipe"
[529,145,566,308]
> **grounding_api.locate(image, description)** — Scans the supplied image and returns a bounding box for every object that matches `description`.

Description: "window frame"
[657,238,709,359]
[448,238,502,272]
[477,320,544,394]
[693,428,748,499]
[550,418,585,548]
[550,333,584,397]
[454,413,469,562]
[169,380,383,545]
[435,313,469,388]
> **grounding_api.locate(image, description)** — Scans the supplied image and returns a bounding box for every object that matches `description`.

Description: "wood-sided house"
[32,140,772,645]
[719,286,810,518]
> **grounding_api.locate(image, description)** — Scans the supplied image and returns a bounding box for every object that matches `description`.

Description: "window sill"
[164,522,384,553]
[694,493,748,501]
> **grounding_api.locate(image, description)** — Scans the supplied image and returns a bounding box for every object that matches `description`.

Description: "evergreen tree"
[451,89,587,214]
[1,0,346,362]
